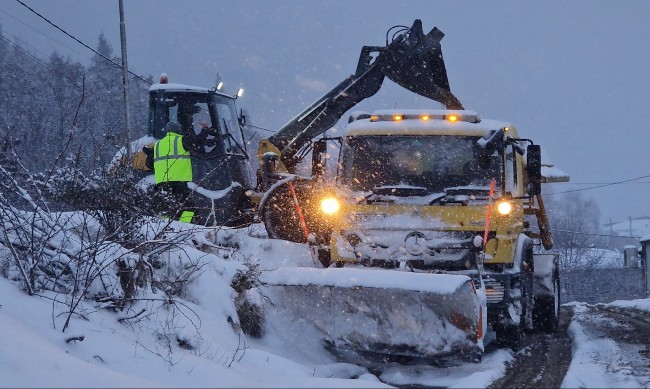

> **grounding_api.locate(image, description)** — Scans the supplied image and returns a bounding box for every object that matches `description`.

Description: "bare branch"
[118,308,146,323]
[65,335,84,343]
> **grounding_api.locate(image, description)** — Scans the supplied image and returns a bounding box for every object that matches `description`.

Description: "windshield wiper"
[428,186,493,206]
[444,186,492,197]
[427,193,447,205]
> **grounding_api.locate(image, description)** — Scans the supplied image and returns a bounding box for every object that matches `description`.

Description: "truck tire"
[533,270,560,333]
[496,236,534,350]
[260,181,308,243]
[495,271,532,351]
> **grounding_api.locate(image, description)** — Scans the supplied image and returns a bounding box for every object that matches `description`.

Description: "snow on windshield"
[339,135,502,193]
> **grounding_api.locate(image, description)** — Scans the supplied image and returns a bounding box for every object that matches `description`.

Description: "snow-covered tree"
[545,190,607,269]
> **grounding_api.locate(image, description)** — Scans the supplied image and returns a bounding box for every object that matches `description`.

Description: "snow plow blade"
[260,268,483,363]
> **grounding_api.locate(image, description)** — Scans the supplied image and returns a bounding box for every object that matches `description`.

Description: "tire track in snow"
[487,306,574,389]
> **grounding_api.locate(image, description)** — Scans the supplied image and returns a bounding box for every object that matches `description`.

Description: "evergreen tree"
[0,28,150,175]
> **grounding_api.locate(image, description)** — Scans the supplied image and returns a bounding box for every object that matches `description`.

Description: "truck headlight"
[321,197,340,215]
[497,201,513,215]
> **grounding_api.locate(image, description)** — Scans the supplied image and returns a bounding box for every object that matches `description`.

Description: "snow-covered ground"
[1,218,650,388]
[562,300,650,388]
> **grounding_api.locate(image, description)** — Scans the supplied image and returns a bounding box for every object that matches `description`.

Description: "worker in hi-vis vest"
[153,121,195,223]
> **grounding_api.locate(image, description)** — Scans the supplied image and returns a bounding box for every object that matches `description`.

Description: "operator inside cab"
[149,101,222,224]
[152,120,195,223]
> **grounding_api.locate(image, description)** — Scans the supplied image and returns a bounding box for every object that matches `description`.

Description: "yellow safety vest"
[153,132,192,184]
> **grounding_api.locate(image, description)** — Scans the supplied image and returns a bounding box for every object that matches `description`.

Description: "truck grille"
[478,278,506,303]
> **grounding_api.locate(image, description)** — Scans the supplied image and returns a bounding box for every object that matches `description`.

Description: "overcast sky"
[1,0,649,226]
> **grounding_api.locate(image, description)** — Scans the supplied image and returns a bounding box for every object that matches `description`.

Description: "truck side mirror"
[311,140,327,180]
[527,144,542,195]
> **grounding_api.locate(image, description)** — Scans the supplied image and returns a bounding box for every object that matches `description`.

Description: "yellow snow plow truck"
[266,109,569,363]
[115,19,567,364]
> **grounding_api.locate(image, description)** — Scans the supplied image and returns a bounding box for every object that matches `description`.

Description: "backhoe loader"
[114,19,566,363]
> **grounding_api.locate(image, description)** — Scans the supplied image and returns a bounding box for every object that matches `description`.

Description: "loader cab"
[147,84,253,191]
[146,83,254,226]
[148,85,246,153]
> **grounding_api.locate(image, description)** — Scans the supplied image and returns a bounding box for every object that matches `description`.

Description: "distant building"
[603,216,650,250]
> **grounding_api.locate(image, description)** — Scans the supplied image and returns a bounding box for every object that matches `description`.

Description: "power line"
[557,182,650,185]
[550,228,642,240]
[4,30,58,64]
[545,174,650,196]
[14,0,152,85]
[0,33,103,136]
[0,8,84,57]
[0,32,129,137]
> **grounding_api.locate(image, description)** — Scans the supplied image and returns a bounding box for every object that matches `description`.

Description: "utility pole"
[609,217,613,249]
[118,0,132,156]
[630,216,633,238]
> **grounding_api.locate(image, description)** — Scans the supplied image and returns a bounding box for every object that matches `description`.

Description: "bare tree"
[545,190,607,270]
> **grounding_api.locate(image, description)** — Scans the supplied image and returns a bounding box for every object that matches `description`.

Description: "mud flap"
[533,253,558,297]
[260,267,483,362]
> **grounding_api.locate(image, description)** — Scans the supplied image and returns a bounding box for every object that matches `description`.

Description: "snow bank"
[607,297,650,312]
[0,216,392,388]
[562,303,645,388]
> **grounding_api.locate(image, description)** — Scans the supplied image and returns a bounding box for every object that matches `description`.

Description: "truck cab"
[329,109,523,267]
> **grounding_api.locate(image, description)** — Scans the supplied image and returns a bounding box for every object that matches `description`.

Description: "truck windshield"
[339,135,503,193]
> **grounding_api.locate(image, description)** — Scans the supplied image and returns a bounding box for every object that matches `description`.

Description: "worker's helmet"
[165,121,182,135]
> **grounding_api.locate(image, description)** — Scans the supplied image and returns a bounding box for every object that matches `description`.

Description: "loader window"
[339,135,503,193]
[150,92,217,140]
[213,95,246,156]
[181,102,211,136]
[149,94,174,139]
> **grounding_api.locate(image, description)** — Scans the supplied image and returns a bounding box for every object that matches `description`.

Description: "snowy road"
[375,303,650,388]
[372,307,575,388]
[247,230,650,388]
[488,306,574,388]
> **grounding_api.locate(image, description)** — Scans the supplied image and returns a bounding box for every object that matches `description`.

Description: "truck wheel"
[522,269,535,333]
[533,271,560,333]
[496,271,532,350]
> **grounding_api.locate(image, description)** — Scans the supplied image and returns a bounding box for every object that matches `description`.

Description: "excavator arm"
[258,46,385,174]
[258,20,465,244]
[257,19,463,176]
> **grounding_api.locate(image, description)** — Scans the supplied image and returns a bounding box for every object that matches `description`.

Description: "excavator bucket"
[379,19,463,110]
[261,267,484,364]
